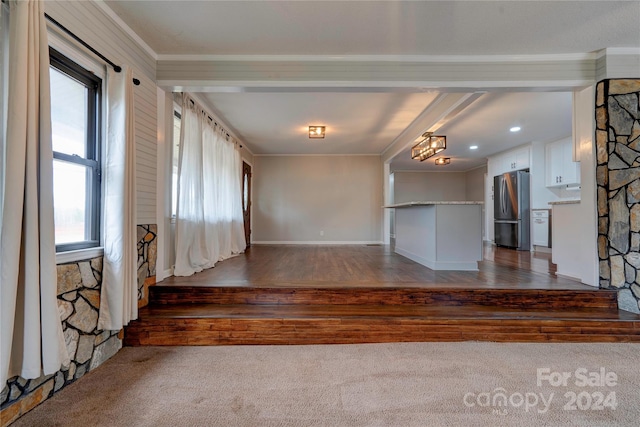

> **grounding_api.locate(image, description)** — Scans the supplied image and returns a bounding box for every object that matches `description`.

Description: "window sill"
[56,247,104,264]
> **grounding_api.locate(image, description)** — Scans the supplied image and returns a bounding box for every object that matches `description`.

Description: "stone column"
[596,79,640,313]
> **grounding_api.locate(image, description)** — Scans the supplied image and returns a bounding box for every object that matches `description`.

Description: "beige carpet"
[11,342,640,426]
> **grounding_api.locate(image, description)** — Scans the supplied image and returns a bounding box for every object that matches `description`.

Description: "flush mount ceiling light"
[435,157,451,165]
[411,132,446,162]
[510,126,521,132]
[308,126,326,139]
[469,145,478,150]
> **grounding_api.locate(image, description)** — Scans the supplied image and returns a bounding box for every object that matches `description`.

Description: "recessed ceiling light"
[469,145,478,150]
[510,126,521,132]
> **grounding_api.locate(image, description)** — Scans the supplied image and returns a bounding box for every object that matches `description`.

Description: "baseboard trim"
[159,268,173,282]
[252,241,385,245]
[555,271,583,283]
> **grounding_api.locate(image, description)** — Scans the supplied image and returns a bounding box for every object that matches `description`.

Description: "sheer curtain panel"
[0,0,69,385]
[98,67,138,330]
[174,96,246,276]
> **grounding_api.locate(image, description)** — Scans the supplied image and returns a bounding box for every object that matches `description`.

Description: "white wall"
[392,172,467,203]
[574,86,598,286]
[252,156,383,243]
[392,169,486,204]
[465,166,487,201]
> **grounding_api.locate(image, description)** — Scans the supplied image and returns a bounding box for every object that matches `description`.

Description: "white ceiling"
[105,1,640,56]
[103,1,640,171]
[389,92,573,171]
[202,91,440,155]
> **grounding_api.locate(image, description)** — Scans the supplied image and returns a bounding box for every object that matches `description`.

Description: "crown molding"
[157,53,597,63]
[254,153,381,157]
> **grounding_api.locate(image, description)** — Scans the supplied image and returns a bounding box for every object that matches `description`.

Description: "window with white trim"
[49,47,102,252]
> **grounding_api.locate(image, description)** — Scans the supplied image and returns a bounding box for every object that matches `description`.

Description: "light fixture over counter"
[411,132,446,161]
[435,157,451,165]
[309,126,326,139]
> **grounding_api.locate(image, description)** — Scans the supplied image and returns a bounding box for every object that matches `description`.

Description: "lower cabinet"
[532,209,551,247]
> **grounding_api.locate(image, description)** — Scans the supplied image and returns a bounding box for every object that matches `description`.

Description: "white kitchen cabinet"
[514,146,531,171]
[490,146,531,176]
[546,137,580,187]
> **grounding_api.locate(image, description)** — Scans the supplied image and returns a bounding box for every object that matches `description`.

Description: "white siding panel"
[137,145,157,159]
[135,153,157,169]
[45,1,159,225]
[137,177,156,189]
[45,2,155,79]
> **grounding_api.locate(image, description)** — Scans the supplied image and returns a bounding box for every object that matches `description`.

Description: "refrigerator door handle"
[499,179,502,214]
[501,178,506,215]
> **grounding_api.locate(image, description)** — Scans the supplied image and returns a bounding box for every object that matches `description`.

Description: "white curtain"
[98,67,138,330]
[0,0,69,385]
[0,0,9,219]
[174,95,246,276]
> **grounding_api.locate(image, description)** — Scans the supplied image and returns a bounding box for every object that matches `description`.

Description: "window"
[172,109,181,218]
[49,48,102,252]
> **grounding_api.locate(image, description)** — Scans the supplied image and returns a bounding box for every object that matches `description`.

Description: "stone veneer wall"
[137,224,158,306]
[596,79,640,314]
[0,224,157,425]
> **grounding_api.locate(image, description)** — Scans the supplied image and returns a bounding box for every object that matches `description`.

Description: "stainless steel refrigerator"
[494,171,530,250]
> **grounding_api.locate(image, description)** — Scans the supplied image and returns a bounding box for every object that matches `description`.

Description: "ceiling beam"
[381,93,483,164]
[157,55,598,92]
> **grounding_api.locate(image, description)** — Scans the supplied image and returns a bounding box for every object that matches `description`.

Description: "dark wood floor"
[124,244,640,345]
[158,243,592,290]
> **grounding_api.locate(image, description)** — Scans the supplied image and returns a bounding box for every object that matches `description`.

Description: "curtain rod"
[188,98,243,148]
[38,9,140,86]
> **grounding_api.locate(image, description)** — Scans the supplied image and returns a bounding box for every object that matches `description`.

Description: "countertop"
[384,201,484,208]
[548,200,580,206]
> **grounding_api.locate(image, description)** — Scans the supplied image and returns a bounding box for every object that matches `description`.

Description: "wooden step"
[149,285,618,309]
[124,303,640,346]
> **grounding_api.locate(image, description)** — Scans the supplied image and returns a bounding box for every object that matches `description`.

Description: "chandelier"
[411,132,446,162]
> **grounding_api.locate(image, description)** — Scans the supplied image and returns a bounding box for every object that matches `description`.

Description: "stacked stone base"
[596,79,640,314]
[1,224,157,425]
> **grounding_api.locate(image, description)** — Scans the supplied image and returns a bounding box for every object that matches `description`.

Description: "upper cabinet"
[545,137,580,188]
[490,145,531,177]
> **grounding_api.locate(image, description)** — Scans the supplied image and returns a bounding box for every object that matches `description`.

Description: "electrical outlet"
[320,230,324,236]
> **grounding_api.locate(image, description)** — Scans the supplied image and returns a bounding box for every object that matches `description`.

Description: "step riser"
[130,287,631,345]
[124,318,640,346]
[149,287,618,309]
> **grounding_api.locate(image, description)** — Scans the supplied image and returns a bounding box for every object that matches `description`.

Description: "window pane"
[243,174,249,211]
[53,160,90,244]
[50,67,88,157]
[172,113,181,216]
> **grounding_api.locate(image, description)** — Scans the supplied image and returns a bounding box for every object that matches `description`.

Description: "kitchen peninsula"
[386,201,484,271]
